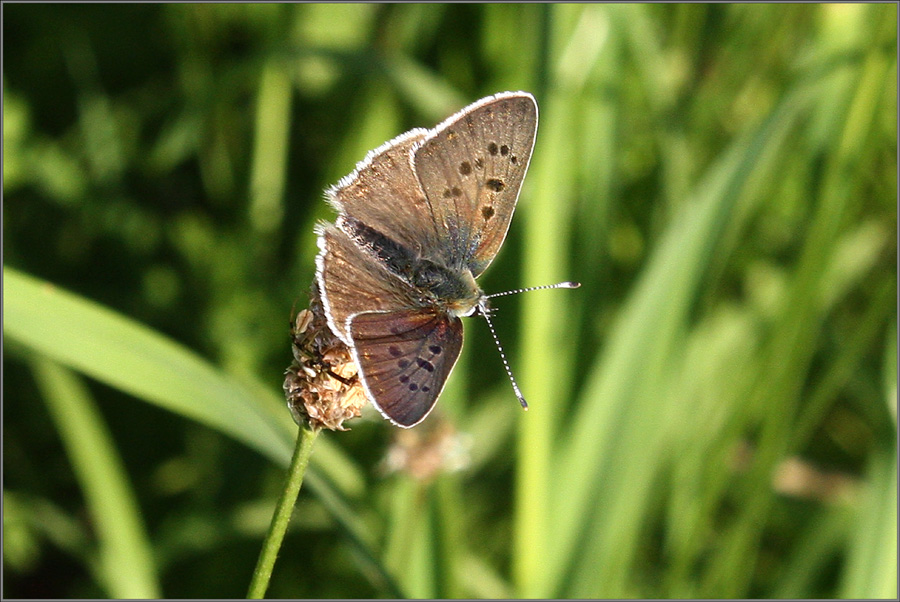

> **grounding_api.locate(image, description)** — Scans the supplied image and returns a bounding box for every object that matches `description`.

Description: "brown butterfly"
[316,92,575,427]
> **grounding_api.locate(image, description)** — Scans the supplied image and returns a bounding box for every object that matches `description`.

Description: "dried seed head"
[284,285,366,431]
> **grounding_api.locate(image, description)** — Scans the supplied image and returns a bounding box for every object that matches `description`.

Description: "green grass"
[4,4,896,598]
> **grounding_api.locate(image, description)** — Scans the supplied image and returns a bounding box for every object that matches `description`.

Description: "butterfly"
[316,92,539,428]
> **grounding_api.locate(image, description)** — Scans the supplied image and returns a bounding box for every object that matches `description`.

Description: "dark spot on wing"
[488,142,499,155]
[399,374,409,383]
[486,178,505,192]
[459,161,472,175]
[451,186,462,197]
[510,156,518,165]
[429,345,442,355]
[416,358,435,372]
[422,385,430,392]
[500,144,510,156]
[398,359,409,369]
[389,345,401,357]
[482,206,495,219]
[409,383,419,391]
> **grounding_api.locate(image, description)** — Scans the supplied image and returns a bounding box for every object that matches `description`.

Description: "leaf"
[4,266,295,464]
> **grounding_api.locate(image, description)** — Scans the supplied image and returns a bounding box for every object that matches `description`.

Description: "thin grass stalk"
[247,424,319,598]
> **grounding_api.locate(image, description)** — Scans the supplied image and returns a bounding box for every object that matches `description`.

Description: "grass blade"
[5,266,294,464]
[31,358,161,598]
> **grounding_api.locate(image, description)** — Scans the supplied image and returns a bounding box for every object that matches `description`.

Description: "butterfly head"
[439,268,484,318]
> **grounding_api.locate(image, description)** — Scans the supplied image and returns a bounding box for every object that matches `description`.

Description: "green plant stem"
[247,424,319,599]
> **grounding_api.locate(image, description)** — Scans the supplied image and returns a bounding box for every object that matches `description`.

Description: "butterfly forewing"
[413,92,538,276]
[327,129,442,259]
[316,225,419,344]
[349,309,463,427]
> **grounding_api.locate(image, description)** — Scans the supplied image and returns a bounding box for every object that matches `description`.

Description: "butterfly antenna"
[481,281,580,410]
[487,281,580,299]
[479,308,529,410]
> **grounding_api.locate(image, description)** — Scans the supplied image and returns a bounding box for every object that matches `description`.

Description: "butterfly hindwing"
[316,224,419,344]
[349,309,463,428]
[412,92,538,276]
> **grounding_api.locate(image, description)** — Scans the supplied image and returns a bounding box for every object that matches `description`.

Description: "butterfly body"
[339,215,484,318]
[316,92,538,427]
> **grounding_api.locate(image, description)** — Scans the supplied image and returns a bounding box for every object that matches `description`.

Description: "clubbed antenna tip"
[487,281,580,299]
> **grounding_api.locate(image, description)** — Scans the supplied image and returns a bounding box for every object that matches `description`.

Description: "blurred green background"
[3,4,896,599]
